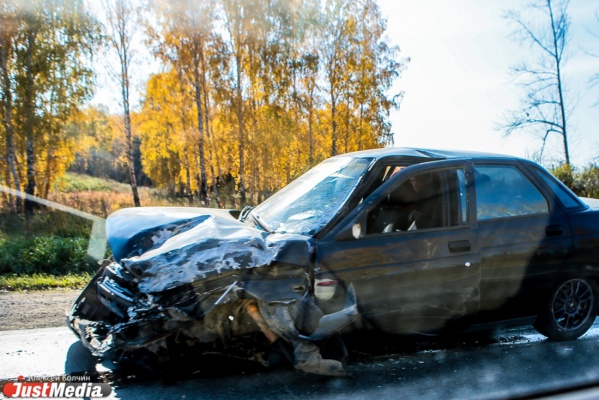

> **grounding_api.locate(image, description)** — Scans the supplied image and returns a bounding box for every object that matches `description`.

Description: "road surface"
[3,323,599,399]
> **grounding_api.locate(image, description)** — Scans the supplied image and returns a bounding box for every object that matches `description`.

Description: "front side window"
[474,165,549,220]
[366,168,467,234]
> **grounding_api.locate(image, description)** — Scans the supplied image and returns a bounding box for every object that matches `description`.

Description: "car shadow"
[64,340,99,376]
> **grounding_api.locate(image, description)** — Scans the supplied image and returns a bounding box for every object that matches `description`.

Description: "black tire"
[534,278,598,341]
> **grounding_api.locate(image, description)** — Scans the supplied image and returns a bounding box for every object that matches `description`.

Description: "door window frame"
[473,161,552,222]
[327,159,475,242]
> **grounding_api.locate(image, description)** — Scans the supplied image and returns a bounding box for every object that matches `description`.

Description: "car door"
[474,161,572,320]
[315,160,481,335]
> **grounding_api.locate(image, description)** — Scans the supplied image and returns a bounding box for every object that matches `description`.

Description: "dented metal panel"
[69,207,350,376]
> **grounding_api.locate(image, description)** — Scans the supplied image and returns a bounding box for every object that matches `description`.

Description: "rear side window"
[531,165,584,210]
[474,165,549,220]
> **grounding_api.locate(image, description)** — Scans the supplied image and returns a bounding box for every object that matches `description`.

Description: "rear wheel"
[534,278,598,341]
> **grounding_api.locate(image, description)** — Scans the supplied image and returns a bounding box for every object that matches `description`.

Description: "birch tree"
[103,0,141,206]
[149,0,219,204]
[589,12,599,106]
[0,0,20,212]
[221,0,251,203]
[501,0,572,165]
[321,0,351,157]
[1,0,98,213]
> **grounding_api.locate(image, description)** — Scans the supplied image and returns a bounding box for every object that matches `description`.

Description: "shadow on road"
[65,341,98,375]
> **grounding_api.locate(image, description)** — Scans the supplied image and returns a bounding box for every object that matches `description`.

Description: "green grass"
[53,172,133,193]
[0,210,101,279]
[0,211,100,290]
[0,236,99,275]
[0,210,93,240]
[0,272,92,291]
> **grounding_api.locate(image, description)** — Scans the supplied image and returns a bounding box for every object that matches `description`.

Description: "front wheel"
[534,278,598,341]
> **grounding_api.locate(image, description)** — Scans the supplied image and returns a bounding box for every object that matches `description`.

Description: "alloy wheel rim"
[551,279,593,331]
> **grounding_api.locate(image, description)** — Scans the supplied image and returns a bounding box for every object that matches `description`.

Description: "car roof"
[338,147,516,162]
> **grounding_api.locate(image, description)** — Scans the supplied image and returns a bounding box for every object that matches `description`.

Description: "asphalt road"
[3,323,599,399]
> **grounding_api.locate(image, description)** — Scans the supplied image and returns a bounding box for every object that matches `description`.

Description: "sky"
[93,0,599,167]
[377,0,599,167]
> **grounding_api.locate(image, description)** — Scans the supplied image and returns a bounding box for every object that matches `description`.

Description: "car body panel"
[474,160,573,320]
[316,159,481,334]
[560,206,599,277]
[68,147,599,376]
[106,206,235,262]
[316,227,481,334]
[106,207,312,294]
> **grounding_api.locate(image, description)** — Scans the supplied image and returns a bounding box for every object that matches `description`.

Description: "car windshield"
[251,157,373,236]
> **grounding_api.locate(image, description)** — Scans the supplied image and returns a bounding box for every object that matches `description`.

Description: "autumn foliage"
[1,0,407,213]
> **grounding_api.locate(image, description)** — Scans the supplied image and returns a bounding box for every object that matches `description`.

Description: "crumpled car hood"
[70,206,356,377]
[106,207,311,293]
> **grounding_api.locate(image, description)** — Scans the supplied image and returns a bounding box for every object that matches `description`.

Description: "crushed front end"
[68,207,356,376]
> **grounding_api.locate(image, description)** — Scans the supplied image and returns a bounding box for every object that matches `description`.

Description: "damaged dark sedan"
[68,147,599,376]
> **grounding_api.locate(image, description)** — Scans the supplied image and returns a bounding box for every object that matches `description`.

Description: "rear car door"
[473,161,572,321]
[316,160,480,335]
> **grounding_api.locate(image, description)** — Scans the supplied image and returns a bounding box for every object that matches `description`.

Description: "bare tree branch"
[586,11,599,106]
[499,0,572,165]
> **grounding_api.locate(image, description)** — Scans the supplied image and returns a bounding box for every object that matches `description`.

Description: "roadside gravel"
[0,290,79,331]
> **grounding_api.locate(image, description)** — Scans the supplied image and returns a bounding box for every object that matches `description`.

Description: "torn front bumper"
[68,260,358,376]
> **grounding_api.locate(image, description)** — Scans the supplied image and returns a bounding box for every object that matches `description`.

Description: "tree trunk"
[122,58,140,206]
[4,167,15,213]
[548,0,570,166]
[184,155,192,205]
[42,146,54,199]
[23,30,36,213]
[308,105,314,164]
[124,101,140,207]
[331,92,337,156]
[344,108,350,153]
[200,52,222,203]
[194,152,201,199]
[24,137,36,212]
[358,103,364,151]
[235,52,246,204]
[114,0,140,207]
[192,41,208,204]
[0,41,21,212]
[210,165,221,208]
